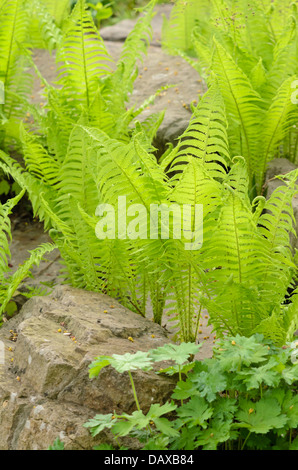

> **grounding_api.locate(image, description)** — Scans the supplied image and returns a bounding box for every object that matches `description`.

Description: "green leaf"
[281,364,298,385]
[48,437,64,450]
[157,362,196,377]
[0,180,10,196]
[112,410,148,436]
[83,414,115,437]
[109,351,153,374]
[153,418,180,438]
[216,335,269,371]
[171,380,198,401]
[143,436,170,450]
[5,301,18,317]
[89,351,153,377]
[237,357,281,389]
[195,420,231,450]
[177,396,213,428]
[93,443,116,450]
[149,343,200,366]
[147,402,177,420]
[212,397,238,423]
[190,363,227,402]
[280,392,298,429]
[111,419,138,437]
[235,397,288,434]
[89,356,113,378]
[290,437,298,450]
[170,426,199,451]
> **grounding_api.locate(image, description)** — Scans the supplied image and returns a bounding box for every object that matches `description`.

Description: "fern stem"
[194,304,203,343]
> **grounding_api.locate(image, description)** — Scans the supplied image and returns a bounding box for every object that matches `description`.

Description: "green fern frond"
[210,40,264,179]
[0,189,25,273]
[20,123,60,186]
[57,0,113,110]
[161,84,230,180]
[0,0,33,144]
[29,0,63,51]
[0,242,57,316]
[162,0,211,56]
[101,0,157,115]
[256,76,298,191]
[0,150,56,229]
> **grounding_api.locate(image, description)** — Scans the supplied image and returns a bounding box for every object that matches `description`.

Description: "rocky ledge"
[0,286,176,450]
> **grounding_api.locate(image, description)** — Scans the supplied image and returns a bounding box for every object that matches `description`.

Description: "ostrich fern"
[162,0,298,193]
[0,189,56,322]
[0,0,33,147]
[1,83,297,344]
[26,0,165,161]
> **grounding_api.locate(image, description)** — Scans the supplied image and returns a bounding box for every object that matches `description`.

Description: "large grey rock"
[0,286,176,450]
[100,4,172,46]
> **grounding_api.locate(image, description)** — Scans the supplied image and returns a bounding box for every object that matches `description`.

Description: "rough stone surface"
[265,158,298,251]
[0,286,176,450]
[100,4,172,46]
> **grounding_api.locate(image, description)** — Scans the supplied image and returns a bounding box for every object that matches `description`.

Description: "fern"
[0,0,33,146]
[0,0,297,346]
[0,190,56,321]
[0,242,57,316]
[162,0,298,191]
[29,0,63,51]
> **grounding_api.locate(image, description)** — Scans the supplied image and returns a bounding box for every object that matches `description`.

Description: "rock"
[100,4,172,47]
[265,158,298,185]
[102,40,205,155]
[9,221,61,305]
[265,158,298,251]
[0,286,176,450]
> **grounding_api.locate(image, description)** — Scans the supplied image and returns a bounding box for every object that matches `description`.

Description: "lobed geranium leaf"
[237,357,281,389]
[153,418,180,438]
[147,402,177,419]
[290,437,298,450]
[143,436,170,450]
[89,356,112,378]
[281,364,298,385]
[172,380,198,401]
[109,351,153,374]
[216,335,269,371]
[195,420,231,450]
[212,397,238,423]
[157,362,196,376]
[170,426,199,451]
[149,343,200,366]
[235,397,288,434]
[83,413,115,437]
[176,396,213,428]
[112,410,148,436]
[190,363,227,402]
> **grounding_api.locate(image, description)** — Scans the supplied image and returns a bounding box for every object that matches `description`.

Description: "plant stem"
[241,431,251,450]
[179,366,184,406]
[128,371,141,411]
